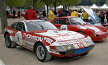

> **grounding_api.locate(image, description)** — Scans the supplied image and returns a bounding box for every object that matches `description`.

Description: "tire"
[5,33,16,48]
[35,43,52,62]
[80,52,88,56]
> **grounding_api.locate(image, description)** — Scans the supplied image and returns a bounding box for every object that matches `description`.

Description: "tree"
[106,0,108,4]
[5,0,25,12]
[24,0,33,8]
[6,0,25,7]
[79,0,91,5]
[33,0,37,10]
[91,0,106,5]
[41,0,80,17]
[36,0,44,8]
[0,0,8,33]
[41,0,52,18]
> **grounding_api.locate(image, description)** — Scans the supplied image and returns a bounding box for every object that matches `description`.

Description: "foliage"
[91,0,106,5]
[24,0,33,8]
[5,0,25,7]
[79,0,92,5]
[106,0,108,4]
[35,0,44,8]
[60,0,80,6]
[40,0,80,6]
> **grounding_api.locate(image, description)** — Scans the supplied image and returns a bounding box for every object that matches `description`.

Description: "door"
[14,22,26,46]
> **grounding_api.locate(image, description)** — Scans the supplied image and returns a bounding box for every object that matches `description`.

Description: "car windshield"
[69,17,86,25]
[26,21,57,31]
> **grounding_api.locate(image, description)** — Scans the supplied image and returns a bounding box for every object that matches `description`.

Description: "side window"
[52,19,59,24]
[16,22,26,31]
[26,22,43,31]
[59,19,70,25]
[10,22,18,29]
[69,18,76,25]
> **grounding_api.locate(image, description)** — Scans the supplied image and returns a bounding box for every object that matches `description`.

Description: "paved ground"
[0,17,108,65]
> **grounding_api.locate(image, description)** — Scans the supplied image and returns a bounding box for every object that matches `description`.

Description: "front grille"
[59,46,94,55]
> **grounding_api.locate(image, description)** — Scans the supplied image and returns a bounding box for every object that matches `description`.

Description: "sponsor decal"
[53,34,85,41]
[25,42,33,48]
[8,29,13,34]
[60,25,68,30]
[15,31,23,45]
[23,33,43,42]
[73,44,79,49]
[77,43,84,47]
[44,37,53,44]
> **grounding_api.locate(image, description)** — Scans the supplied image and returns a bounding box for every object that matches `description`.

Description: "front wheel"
[35,43,52,62]
[5,33,16,48]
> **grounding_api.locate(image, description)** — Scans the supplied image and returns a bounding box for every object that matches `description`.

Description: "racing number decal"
[60,25,68,30]
[15,31,23,45]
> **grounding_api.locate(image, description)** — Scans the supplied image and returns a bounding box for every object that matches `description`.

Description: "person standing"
[105,10,108,23]
[13,10,16,18]
[71,10,78,17]
[43,10,46,17]
[6,10,9,17]
[82,10,89,22]
[99,11,105,24]
[48,10,55,20]
[24,5,37,20]
[18,10,20,18]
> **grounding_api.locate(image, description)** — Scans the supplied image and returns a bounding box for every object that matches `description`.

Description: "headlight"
[50,42,75,52]
[50,46,66,52]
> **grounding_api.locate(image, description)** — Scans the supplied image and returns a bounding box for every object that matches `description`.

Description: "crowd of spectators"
[5,6,108,24]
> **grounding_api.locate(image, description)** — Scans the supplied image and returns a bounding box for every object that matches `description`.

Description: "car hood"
[82,6,100,22]
[77,25,102,32]
[36,30,85,42]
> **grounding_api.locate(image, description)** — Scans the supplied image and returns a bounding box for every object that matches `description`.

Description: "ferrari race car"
[81,7,108,28]
[4,20,95,62]
[8,14,18,18]
[81,7,102,26]
[50,16,108,41]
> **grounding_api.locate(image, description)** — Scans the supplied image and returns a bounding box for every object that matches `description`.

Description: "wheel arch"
[4,32,9,38]
[33,41,44,52]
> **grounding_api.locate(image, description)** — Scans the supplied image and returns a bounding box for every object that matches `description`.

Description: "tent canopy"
[90,4,99,9]
[100,4,108,9]
[57,5,63,9]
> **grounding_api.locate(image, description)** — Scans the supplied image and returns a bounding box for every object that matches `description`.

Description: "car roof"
[21,20,46,23]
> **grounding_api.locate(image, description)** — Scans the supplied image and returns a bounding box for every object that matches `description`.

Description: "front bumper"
[50,45,94,58]
[91,33,108,41]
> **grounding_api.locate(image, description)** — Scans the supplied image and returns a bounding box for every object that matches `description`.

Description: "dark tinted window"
[58,19,70,25]
[16,22,25,31]
[10,22,18,29]
[52,19,59,24]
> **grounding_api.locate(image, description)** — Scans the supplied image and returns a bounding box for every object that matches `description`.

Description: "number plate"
[74,47,88,55]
